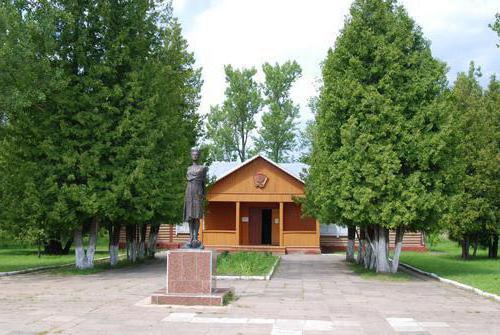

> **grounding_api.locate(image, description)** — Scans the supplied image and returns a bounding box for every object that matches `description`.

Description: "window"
[175,222,190,235]
[320,224,348,237]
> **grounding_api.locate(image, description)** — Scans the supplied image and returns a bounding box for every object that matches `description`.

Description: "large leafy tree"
[206,65,261,162]
[305,0,448,272]
[0,0,201,268]
[443,64,499,259]
[254,61,302,162]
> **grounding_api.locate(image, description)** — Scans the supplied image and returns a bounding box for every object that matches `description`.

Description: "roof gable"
[208,155,305,196]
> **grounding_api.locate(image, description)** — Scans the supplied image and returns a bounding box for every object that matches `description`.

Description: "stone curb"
[0,255,125,277]
[399,262,500,303]
[214,256,281,281]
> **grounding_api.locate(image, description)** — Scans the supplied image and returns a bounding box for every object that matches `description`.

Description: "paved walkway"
[0,254,499,334]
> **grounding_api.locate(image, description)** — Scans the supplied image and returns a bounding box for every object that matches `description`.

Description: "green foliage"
[0,1,201,244]
[305,0,448,234]
[254,61,302,162]
[216,251,278,276]
[205,66,262,162]
[442,63,499,247]
[490,13,500,47]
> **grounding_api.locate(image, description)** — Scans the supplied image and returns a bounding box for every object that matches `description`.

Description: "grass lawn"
[216,251,279,276]
[48,257,158,276]
[399,239,500,295]
[0,238,110,273]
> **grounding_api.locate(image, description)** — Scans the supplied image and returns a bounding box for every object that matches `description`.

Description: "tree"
[443,63,499,259]
[254,61,302,162]
[205,65,262,162]
[490,13,500,47]
[0,0,201,268]
[205,105,238,161]
[305,0,448,272]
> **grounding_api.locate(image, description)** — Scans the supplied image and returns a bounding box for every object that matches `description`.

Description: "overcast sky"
[172,0,499,125]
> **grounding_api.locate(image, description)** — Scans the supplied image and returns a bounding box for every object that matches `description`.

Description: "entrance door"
[249,208,262,245]
[261,209,272,245]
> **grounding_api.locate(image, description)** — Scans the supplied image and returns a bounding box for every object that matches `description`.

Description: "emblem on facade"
[254,172,268,188]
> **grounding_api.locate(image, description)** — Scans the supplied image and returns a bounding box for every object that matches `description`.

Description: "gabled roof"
[208,155,308,184]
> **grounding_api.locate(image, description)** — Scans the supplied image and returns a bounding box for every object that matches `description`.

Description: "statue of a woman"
[183,148,207,248]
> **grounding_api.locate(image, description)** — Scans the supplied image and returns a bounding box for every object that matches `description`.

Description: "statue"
[183,147,207,249]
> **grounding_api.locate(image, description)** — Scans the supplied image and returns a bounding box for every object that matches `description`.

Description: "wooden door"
[249,208,262,245]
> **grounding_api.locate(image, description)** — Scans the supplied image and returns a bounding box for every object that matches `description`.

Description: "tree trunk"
[138,224,147,260]
[391,227,405,273]
[85,217,99,268]
[346,226,356,263]
[489,233,498,259]
[62,237,73,255]
[357,229,365,265]
[74,227,87,269]
[109,223,121,266]
[364,226,377,270]
[472,235,478,257]
[126,225,137,262]
[148,224,160,257]
[375,225,390,273]
[461,235,470,260]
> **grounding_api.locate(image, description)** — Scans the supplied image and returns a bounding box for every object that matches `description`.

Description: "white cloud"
[179,0,499,124]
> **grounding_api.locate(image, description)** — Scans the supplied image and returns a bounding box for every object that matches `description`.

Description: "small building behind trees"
[120,155,425,253]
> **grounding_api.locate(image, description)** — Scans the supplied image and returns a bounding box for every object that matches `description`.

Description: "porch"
[199,201,320,254]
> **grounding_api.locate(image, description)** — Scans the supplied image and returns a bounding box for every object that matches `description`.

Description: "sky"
[172,0,500,126]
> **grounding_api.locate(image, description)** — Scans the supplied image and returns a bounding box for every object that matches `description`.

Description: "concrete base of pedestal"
[151,249,233,306]
[150,287,233,306]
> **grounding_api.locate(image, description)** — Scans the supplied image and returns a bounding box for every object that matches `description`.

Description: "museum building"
[121,155,426,254]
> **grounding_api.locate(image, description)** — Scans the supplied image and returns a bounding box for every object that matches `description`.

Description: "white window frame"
[175,222,190,235]
[320,224,348,237]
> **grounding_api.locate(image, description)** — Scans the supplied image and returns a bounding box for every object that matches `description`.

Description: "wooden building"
[120,155,426,253]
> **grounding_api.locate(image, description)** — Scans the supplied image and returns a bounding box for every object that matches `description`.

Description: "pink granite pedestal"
[151,249,232,306]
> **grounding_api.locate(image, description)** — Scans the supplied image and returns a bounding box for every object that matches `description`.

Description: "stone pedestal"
[151,249,232,306]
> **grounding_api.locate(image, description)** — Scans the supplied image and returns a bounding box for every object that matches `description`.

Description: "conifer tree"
[306,0,448,272]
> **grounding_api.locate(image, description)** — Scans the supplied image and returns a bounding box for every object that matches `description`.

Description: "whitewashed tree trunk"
[73,218,99,269]
[391,227,405,273]
[346,226,356,263]
[137,224,147,260]
[109,223,121,266]
[148,225,159,257]
[357,229,365,265]
[74,227,88,269]
[375,226,390,273]
[85,218,99,268]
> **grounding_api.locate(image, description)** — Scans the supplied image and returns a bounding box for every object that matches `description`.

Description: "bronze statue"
[183,147,207,248]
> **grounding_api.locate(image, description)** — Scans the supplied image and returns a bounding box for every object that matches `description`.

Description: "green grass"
[48,257,157,276]
[399,239,500,295]
[216,251,278,276]
[348,262,411,281]
[0,238,111,273]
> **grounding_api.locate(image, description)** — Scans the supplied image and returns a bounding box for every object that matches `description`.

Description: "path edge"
[399,262,500,303]
[0,255,125,277]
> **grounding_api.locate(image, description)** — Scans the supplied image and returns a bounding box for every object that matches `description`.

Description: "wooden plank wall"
[320,231,426,252]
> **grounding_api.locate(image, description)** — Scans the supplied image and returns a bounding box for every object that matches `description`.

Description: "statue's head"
[191,147,200,162]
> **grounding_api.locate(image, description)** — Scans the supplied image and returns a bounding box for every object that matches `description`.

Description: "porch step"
[206,245,287,255]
